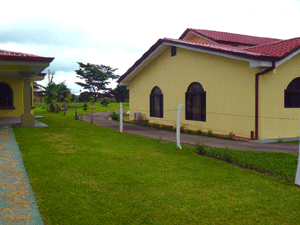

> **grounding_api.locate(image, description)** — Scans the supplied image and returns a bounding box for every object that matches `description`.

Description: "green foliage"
[195,141,206,155]
[111,85,129,102]
[136,116,149,126]
[207,129,214,137]
[75,62,119,101]
[38,71,70,112]
[66,93,72,108]
[83,102,88,111]
[194,145,298,182]
[110,111,119,121]
[100,98,109,106]
[90,96,95,103]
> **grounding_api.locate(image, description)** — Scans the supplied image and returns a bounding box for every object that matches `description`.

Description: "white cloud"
[1,0,300,94]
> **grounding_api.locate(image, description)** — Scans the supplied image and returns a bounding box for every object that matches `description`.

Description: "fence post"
[91,100,94,124]
[120,103,123,133]
[176,104,183,150]
[295,124,300,185]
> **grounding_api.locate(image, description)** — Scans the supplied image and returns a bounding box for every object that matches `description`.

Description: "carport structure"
[0,49,54,126]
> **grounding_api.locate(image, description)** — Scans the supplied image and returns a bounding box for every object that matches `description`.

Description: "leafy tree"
[38,71,70,112]
[111,85,129,102]
[75,62,119,101]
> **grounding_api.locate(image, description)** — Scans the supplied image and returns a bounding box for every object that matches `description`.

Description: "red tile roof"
[246,37,300,58]
[118,29,300,84]
[180,29,282,46]
[0,49,54,62]
[164,38,265,58]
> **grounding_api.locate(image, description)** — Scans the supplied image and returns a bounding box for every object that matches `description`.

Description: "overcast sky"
[1,0,300,94]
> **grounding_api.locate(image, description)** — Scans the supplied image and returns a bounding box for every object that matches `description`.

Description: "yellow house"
[0,49,54,126]
[118,29,300,141]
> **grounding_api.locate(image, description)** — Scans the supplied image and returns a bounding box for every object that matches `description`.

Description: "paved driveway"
[81,111,299,155]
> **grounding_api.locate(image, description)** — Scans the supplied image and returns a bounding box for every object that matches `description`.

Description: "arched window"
[0,82,13,107]
[285,77,300,108]
[186,82,206,121]
[150,86,163,118]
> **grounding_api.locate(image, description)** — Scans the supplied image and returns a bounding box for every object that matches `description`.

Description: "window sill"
[0,106,15,110]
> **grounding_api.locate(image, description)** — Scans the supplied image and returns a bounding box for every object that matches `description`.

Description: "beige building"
[118,29,300,141]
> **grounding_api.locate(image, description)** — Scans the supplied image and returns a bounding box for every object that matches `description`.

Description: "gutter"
[254,61,276,139]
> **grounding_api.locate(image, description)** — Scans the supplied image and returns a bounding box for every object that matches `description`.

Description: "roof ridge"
[192,28,282,40]
[181,29,283,46]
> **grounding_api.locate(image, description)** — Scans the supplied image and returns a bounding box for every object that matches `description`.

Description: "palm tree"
[38,71,70,112]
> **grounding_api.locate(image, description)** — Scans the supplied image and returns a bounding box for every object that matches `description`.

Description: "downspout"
[255,61,276,140]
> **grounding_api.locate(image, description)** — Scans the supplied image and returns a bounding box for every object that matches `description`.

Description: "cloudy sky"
[1,0,300,94]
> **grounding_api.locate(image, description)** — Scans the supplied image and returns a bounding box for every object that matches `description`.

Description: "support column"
[21,76,35,126]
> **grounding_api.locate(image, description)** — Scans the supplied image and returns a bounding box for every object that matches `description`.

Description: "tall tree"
[75,62,119,101]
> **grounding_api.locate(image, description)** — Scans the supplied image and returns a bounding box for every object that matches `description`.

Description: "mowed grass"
[13,109,300,224]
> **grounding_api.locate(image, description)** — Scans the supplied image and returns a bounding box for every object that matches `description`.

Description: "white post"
[295,124,300,185]
[176,104,183,150]
[91,100,94,124]
[120,103,123,133]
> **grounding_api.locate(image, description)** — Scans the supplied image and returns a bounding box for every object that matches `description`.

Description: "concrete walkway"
[0,124,45,224]
[81,111,299,155]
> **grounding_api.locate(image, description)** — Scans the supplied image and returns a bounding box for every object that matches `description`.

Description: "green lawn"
[35,101,129,118]
[13,108,300,224]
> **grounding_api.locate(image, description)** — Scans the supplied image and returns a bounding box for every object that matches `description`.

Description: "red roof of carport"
[0,49,54,62]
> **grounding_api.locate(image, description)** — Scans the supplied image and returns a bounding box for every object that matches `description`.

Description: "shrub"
[110,111,119,121]
[196,130,202,135]
[228,132,235,140]
[195,141,206,155]
[100,98,109,106]
[83,102,88,111]
[137,118,149,126]
[207,130,214,137]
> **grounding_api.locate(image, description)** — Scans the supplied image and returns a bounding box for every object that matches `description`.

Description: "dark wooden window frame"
[285,77,300,108]
[150,86,163,118]
[185,82,206,121]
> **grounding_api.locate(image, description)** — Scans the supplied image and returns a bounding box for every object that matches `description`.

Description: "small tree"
[38,71,70,112]
[75,62,119,101]
[66,93,72,109]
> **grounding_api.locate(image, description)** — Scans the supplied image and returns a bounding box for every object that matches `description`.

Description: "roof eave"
[0,55,55,63]
[118,39,282,85]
